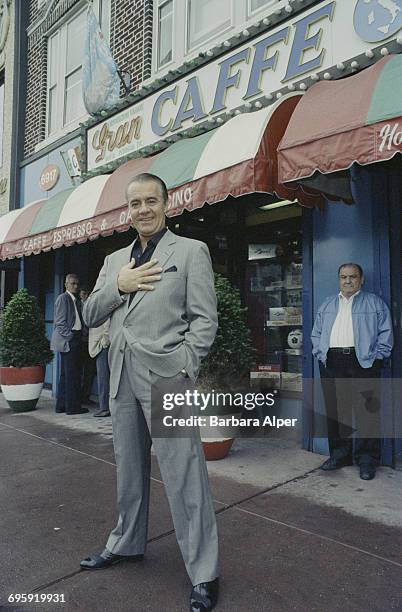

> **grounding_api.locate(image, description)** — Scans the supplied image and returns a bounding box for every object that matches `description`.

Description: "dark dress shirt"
[128,227,167,304]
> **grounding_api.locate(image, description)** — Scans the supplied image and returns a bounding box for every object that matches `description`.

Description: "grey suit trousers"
[106,346,219,585]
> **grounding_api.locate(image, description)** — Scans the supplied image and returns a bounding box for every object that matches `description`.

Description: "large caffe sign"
[86,0,402,171]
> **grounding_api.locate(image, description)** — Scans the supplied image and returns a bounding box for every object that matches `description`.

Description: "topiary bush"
[0,288,53,368]
[200,273,255,388]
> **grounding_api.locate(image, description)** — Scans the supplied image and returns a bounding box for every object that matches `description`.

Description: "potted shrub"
[199,274,255,460]
[0,288,53,412]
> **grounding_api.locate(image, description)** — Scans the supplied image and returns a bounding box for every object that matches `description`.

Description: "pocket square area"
[164,266,178,273]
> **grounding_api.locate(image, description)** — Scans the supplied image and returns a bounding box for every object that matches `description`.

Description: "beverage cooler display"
[246,239,303,393]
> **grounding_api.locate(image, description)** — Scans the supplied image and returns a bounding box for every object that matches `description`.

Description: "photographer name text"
[162,415,298,429]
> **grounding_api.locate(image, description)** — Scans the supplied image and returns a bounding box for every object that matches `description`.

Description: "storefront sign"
[39,164,60,191]
[168,186,193,212]
[91,113,143,164]
[2,188,211,259]
[2,208,129,259]
[60,147,82,177]
[378,121,402,152]
[354,0,402,43]
[248,244,279,260]
[17,219,100,257]
[86,0,402,171]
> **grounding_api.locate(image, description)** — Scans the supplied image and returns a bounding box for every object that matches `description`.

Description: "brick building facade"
[110,0,152,91]
[0,0,16,216]
[24,0,152,157]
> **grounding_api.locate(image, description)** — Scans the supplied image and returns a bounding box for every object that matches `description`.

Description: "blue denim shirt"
[311,291,393,368]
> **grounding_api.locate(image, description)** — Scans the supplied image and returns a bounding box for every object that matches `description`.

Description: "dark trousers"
[96,347,110,412]
[81,340,96,401]
[56,332,82,414]
[319,349,382,465]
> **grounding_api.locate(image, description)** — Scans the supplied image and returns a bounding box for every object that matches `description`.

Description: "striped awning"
[0,176,114,260]
[278,55,402,183]
[0,93,321,260]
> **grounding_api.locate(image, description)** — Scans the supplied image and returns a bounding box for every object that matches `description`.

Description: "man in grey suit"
[81,173,219,612]
[50,274,88,415]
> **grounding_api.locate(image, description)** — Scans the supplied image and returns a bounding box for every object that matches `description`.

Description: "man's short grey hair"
[65,273,79,283]
[125,173,169,202]
[338,263,364,278]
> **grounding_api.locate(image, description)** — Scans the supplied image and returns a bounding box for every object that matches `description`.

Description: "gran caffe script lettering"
[91,116,142,163]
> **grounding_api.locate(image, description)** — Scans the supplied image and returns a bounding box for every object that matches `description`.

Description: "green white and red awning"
[278,54,402,183]
[0,93,322,260]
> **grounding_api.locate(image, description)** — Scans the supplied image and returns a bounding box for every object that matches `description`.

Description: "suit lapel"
[126,230,176,315]
[115,244,134,316]
[118,244,133,268]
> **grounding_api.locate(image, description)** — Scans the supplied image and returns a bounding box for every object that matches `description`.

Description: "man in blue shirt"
[311,263,393,480]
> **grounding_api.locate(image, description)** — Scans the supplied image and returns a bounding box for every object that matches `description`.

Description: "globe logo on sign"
[354,0,402,42]
[287,329,303,350]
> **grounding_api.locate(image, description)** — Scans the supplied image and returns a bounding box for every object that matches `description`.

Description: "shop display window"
[246,218,303,394]
[170,199,303,395]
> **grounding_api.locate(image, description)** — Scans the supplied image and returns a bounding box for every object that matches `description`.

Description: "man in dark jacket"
[50,274,88,415]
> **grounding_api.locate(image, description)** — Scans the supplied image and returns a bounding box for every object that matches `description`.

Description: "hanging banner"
[82,2,120,116]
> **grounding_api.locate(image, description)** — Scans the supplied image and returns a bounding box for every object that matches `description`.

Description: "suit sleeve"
[101,319,111,348]
[311,307,323,360]
[83,256,127,328]
[53,295,73,340]
[184,243,218,379]
[375,299,393,359]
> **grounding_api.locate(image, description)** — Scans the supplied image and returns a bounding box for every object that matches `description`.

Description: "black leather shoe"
[80,548,143,570]
[190,578,219,611]
[66,409,89,415]
[93,410,111,417]
[360,463,376,480]
[319,456,353,471]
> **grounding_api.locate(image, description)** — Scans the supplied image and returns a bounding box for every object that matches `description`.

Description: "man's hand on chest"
[117,258,163,294]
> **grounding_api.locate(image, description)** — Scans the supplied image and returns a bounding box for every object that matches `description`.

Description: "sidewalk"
[0,394,401,612]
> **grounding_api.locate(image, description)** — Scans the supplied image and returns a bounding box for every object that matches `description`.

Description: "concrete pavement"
[0,394,401,611]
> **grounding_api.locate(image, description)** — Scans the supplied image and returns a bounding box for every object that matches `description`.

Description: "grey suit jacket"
[83,229,218,398]
[88,320,110,358]
[50,292,76,353]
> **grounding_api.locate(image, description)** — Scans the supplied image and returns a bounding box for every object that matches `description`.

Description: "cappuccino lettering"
[168,188,193,210]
